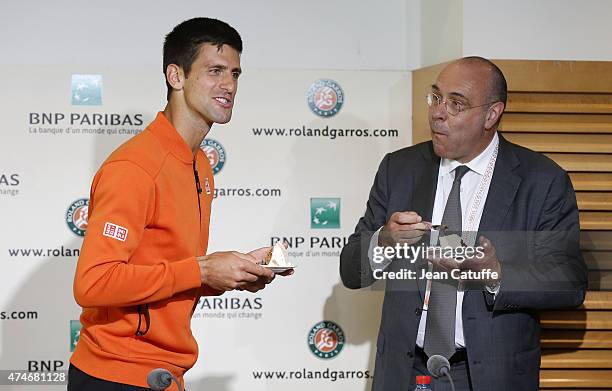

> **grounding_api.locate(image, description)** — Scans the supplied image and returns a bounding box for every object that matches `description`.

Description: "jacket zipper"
[193,160,202,216]
[193,159,203,264]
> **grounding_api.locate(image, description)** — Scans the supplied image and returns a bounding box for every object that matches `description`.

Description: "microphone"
[147,368,183,391]
[427,355,456,391]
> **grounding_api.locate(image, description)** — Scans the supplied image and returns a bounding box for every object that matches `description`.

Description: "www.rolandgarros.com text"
[252,368,372,381]
[252,126,398,139]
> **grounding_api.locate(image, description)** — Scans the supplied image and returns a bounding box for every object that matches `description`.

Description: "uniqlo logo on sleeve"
[103,222,128,242]
[204,178,211,195]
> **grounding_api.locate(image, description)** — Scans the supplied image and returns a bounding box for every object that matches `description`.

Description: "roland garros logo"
[66,198,89,237]
[308,320,345,359]
[307,79,344,117]
[200,138,226,175]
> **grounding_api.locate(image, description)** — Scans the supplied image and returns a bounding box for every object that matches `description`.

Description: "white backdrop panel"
[0,66,411,390]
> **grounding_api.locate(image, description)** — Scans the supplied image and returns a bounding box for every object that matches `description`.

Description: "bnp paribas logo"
[71,74,102,106]
[70,320,82,352]
[310,198,340,229]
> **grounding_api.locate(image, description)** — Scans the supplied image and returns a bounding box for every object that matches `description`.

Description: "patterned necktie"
[424,165,469,359]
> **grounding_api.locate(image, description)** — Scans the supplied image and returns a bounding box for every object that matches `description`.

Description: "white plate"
[262,265,296,273]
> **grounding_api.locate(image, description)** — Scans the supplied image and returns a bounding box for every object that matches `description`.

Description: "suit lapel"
[478,135,521,232]
[412,142,440,221]
[412,143,440,298]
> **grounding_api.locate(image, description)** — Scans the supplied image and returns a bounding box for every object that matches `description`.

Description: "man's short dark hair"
[163,17,243,100]
[461,56,508,106]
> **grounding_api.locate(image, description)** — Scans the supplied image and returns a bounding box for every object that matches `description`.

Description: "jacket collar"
[148,111,194,164]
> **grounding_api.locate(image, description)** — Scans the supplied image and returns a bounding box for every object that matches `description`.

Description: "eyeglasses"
[426,92,498,116]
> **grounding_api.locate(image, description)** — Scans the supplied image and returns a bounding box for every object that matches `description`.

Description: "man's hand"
[247,246,273,262]
[378,211,432,247]
[459,236,501,284]
[426,236,501,285]
[196,251,275,293]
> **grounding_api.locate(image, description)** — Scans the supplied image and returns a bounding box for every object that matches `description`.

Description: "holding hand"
[197,251,275,293]
[248,246,295,277]
[459,236,501,284]
[378,211,432,247]
[426,236,502,285]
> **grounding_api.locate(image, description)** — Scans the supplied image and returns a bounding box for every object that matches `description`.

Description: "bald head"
[456,56,507,106]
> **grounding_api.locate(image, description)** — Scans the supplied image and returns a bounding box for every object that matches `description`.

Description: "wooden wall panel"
[542,350,612,368]
[579,212,612,231]
[583,251,612,271]
[490,60,612,93]
[542,330,612,349]
[507,92,612,114]
[540,370,612,388]
[576,193,612,210]
[570,173,612,191]
[503,113,612,134]
[502,133,612,153]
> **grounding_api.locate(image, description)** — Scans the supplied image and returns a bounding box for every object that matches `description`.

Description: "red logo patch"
[103,222,128,242]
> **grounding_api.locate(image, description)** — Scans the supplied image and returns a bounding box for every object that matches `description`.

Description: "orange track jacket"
[71,112,215,388]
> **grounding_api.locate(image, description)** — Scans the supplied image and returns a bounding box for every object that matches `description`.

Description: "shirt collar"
[148,111,194,164]
[440,132,499,176]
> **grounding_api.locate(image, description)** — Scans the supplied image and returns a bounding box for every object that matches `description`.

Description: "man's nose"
[430,100,448,120]
[219,73,236,94]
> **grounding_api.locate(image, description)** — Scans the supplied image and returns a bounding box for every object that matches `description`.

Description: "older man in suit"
[340,57,587,391]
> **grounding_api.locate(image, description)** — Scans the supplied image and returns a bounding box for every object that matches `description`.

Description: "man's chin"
[213,113,232,125]
[432,143,454,159]
[432,141,445,156]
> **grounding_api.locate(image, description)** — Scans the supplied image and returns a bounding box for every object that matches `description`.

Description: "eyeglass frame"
[426,91,500,116]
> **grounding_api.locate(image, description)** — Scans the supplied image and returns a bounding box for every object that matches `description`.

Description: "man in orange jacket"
[68,18,286,390]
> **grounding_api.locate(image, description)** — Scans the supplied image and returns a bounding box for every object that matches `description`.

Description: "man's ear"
[485,102,505,130]
[165,64,185,92]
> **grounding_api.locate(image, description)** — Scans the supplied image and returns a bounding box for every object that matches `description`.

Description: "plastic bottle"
[415,375,432,390]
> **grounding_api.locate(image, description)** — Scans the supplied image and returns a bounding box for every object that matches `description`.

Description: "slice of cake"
[439,234,463,249]
[263,242,291,267]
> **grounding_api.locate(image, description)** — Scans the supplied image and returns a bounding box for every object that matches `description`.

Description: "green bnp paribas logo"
[310,198,340,229]
[71,74,102,106]
[70,320,82,352]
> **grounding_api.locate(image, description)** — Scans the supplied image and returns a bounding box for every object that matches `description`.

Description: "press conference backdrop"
[0,65,411,390]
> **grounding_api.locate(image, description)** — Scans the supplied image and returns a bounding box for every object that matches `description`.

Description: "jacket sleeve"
[491,170,588,311]
[73,161,202,308]
[340,154,391,289]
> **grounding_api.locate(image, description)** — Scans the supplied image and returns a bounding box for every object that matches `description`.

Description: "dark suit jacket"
[340,136,587,391]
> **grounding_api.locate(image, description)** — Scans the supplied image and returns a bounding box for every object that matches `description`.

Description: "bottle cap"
[416,375,431,384]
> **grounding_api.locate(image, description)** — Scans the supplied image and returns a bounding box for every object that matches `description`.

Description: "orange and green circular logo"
[66,198,89,237]
[200,138,226,175]
[307,79,344,117]
[307,320,345,359]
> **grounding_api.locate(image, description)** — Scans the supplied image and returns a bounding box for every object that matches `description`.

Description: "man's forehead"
[434,61,489,97]
[196,43,241,65]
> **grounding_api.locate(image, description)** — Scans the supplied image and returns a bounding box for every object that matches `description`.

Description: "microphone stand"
[442,368,456,391]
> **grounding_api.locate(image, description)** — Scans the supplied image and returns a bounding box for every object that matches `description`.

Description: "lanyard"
[462,141,499,246]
